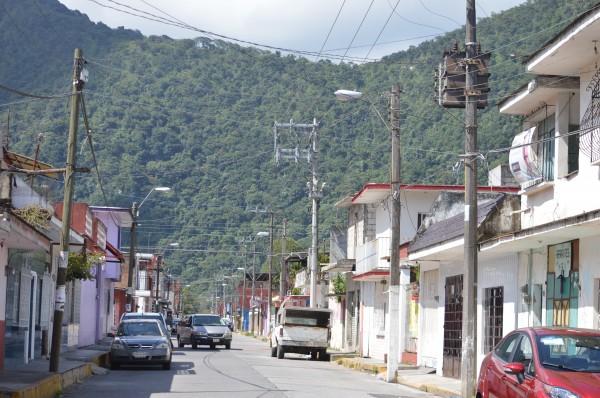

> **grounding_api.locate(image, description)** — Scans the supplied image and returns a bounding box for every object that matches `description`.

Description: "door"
[443,274,463,379]
[483,332,521,398]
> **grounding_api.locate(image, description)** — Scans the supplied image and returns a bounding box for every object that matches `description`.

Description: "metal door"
[443,274,463,379]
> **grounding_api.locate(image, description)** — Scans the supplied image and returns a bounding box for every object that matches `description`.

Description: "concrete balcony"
[355,237,390,275]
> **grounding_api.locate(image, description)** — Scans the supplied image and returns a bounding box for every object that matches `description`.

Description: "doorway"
[443,274,463,379]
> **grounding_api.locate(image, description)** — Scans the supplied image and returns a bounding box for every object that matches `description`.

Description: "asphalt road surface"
[63,333,444,398]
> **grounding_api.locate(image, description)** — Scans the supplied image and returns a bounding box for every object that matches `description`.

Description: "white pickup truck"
[269,306,331,361]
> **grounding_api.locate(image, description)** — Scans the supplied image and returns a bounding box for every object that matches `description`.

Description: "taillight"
[279,328,283,337]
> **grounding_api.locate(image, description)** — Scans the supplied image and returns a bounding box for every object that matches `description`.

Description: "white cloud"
[59,0,527,61]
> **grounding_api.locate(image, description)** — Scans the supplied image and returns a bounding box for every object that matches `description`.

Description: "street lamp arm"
[139,186,171,210]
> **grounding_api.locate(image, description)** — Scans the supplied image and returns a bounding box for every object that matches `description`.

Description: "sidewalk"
[332,353,461,398]
[0,342,110,398]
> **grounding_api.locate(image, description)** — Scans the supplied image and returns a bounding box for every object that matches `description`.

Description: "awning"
[352,268,389,282]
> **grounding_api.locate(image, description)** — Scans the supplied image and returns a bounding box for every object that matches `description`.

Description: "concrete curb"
[334,357,387,374]
[0,352,110,398]
[395,375,460,398]
[334,356,461,398]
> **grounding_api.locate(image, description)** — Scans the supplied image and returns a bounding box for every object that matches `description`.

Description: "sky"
[59,0,527,62]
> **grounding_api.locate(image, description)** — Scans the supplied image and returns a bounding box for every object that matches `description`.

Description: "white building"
[409,7,600,380]
[336,183,516,363]
[493,5,600,336]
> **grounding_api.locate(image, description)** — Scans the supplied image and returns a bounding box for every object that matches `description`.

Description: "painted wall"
[78,279,97,347]
[476,254,519,373]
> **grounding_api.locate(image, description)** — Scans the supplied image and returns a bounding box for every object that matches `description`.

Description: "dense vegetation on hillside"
[0,0,597,291]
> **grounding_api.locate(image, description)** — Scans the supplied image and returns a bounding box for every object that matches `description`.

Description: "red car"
[477,327,600,398]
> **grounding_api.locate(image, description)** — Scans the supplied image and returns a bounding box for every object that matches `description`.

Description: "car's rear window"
[193,316,223,326]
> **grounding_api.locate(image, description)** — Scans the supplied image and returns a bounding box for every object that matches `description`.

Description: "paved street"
[63,334,444,398]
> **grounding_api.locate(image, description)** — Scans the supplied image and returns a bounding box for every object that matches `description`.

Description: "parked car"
[119,312,173,348]
[269,306,331,360]
[177,314,232,349]
[222,317,233,331]
[477,327,600,398]
[170,318,181,335]
[109,318,172,370]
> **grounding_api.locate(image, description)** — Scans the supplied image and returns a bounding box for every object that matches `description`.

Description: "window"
[568,124,580,174]
[495,333,521,363]
[538,123,555,182]
[417,212,427,230]
[513,335,533,368]
[483,286,504,354]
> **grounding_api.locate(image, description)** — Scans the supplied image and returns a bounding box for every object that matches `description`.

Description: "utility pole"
[251,240,256,335]
[127,202,138,312]
[386,84,401,383]
[462,0,478,396]
[308,118,321,308]
[50,48,85,372]
[273,119,322,308]
[155,254,162,311]
[267,212,274,329]
[280,219,287,302]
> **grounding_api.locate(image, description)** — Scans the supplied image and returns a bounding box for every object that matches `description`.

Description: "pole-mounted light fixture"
[127,186,171,314]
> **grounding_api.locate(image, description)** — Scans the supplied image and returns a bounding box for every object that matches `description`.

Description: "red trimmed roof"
[351,183,518,204]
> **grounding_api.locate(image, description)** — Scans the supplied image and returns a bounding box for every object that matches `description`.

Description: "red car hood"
[542,370,600,395]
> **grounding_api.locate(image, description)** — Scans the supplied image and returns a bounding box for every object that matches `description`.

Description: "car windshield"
[537,334,600,372]
[119,321,162,336]
[193,316,223,326]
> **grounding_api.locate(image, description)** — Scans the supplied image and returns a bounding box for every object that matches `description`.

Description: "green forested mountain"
[0,0,596,286]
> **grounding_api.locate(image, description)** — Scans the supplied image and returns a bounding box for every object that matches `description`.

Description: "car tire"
[319,349,329,361]
[162,361,171,370]
[277,344,285,359]
[310,351,318,360]
[209,344,216,349]
[177,336,184,348]
[271,345,277,357]
[110,361,120,370]
[191,339,198,349]
[225,342,231,349]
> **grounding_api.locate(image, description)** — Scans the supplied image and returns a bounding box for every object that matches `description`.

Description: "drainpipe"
[528,249,533,327]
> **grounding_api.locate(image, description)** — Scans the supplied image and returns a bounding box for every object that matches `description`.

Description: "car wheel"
[191,339,198,349]
[162,361,171,370]
[225,342,231,350]
[209,344,216,349]
[319,349,329,361]
[177,336,184,348]
[271,345,277,357]
[310,351,318,360]
[277,344,285,359]
[110,361,120,370]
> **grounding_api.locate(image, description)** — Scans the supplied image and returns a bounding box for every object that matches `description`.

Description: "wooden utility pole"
[50,48,84,372]
[462,0,478,396]
[386,84,401,383]
[127,202,138,312]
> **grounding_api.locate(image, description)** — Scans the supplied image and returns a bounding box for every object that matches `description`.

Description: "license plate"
[212,338,220,343]
[132,351,147,358]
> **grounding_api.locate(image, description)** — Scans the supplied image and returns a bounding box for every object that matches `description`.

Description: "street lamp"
[335,86,401,384]
[155,242,179,312]
[127,186,171,313]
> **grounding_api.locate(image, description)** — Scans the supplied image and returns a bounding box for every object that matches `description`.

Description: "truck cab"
[269,306,331,361]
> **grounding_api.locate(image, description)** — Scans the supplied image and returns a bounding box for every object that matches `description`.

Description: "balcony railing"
[355,237,390,275]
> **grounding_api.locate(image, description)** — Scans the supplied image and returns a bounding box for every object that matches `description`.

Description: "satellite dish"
[334,89,363,101]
